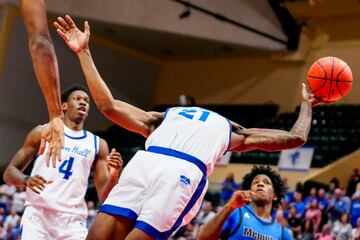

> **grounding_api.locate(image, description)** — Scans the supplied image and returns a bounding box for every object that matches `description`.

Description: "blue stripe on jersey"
[99,204,138,221]
[163,108,171,119]
[226,118,232,151]
[147,146,206,176]
[94,135,98,161]
[134,174,207,240]
[64,129,87,139]
[164,174,207,238]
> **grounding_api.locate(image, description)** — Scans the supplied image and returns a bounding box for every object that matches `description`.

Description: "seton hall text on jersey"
[63,145,91,158]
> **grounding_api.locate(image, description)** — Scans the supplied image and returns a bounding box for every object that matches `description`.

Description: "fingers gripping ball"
[307,56,352,103]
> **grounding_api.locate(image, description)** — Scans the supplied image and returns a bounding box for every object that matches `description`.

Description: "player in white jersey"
[3,85,123,240]
[54,16,325,240]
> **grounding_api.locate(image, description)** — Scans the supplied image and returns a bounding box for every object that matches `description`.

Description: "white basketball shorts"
[20,205,88,240]
[100,146,208,239]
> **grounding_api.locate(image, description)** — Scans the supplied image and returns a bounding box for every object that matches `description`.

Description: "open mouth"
[78,107,87,115]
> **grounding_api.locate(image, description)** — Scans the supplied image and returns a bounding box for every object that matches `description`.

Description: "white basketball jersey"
[25,126,99,218]
[145,107,231,176]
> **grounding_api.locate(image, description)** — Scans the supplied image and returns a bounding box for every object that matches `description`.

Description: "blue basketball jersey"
[221,205,292,240]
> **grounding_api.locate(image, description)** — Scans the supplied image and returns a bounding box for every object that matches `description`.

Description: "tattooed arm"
[230,84,319,152]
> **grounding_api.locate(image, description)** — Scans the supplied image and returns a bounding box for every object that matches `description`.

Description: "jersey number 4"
[59,157,74,180]
[178,109,210,122]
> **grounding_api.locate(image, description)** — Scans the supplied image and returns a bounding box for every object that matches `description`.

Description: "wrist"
[224,203,237,213]
[77,48,90,57]
[23,175,30,186]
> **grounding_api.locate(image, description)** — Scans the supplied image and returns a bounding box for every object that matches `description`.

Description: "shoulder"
[25,124,45,143]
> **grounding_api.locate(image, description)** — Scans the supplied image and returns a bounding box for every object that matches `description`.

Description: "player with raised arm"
[54,15,323,240]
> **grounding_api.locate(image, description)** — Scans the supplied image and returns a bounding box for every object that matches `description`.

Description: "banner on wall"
[278,147,314,171]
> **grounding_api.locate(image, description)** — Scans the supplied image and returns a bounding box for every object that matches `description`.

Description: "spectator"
[351,217,360,240]
[11,186,26,214]
[331,213,352,240]
[86,201,97,229]
[329,188,348,222]
[3,208,19,229]
[347,168,360,197]
[328,178,340,196]
[318,188,329,211]
[297,219,314,240]
[351,192,360,227]
[314,224,334,240]
[220,173,238,205]
[287,205,302,238]
[292,191,306,218]
[305,199,322,233]
[0,184,16,210]
[304,187,318,208]
[197,200,216,225]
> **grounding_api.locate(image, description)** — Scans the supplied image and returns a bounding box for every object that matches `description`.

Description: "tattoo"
[237,101,312,151]
[290,101,312,140]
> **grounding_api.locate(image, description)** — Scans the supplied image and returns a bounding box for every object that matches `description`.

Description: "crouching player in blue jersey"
[198,165,291,240]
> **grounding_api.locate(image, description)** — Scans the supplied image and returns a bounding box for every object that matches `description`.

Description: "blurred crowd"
[172,169,360,240]
[0,169,359,240]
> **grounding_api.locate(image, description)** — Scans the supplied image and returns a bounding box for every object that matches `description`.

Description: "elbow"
[3,168,10,185]
[29,35,53,56]
[97,101,115,116]
[292,135,306,148]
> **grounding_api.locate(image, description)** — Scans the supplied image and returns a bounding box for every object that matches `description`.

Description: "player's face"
[63,90,90,122]
[250,174,277,204]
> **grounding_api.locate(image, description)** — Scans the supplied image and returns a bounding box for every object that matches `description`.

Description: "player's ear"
[62,102,67,111]
[272,192,277,202]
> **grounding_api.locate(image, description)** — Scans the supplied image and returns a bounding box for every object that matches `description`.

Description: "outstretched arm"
[230,84,319,152]
[20,0,64,166]
[54,15,163,137]
[3,125,53,194]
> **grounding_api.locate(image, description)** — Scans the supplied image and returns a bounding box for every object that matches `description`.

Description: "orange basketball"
[307,56,352,103]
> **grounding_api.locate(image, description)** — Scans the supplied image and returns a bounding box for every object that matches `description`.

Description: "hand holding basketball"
[307,56,352,103]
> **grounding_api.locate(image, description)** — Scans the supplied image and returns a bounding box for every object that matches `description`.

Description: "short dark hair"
[241,165,287,208]
[61,85,89,103]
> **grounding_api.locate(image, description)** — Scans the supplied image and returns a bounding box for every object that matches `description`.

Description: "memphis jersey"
[221,205,292,240]
[25,126,99,219]
[145,107,231,176]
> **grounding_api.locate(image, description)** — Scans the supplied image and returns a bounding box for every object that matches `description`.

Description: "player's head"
[61,85,90,123]
[241,165,287,208]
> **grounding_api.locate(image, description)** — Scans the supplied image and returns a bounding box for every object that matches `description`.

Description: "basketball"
[307,56,353,103]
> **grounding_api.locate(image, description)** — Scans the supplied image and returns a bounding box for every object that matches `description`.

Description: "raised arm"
[198,190,254,240]
[230,84,320,152]
[54,15,163,137]
[20,0,64,165]
[3,125,52,194]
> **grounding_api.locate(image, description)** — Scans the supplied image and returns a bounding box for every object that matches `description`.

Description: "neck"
[251,202,272,220]
[64,118,84,131]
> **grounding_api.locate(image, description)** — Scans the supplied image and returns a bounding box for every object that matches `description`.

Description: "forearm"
[20,0,62,119]
[3,166,28,188]
[290,100,312,141]
[198,205,234,240]
[77,49,115,111]
[98,175,118,203]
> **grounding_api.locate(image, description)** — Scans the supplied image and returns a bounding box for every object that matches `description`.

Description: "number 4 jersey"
[25,126,99,219]
[145,107,232,176]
